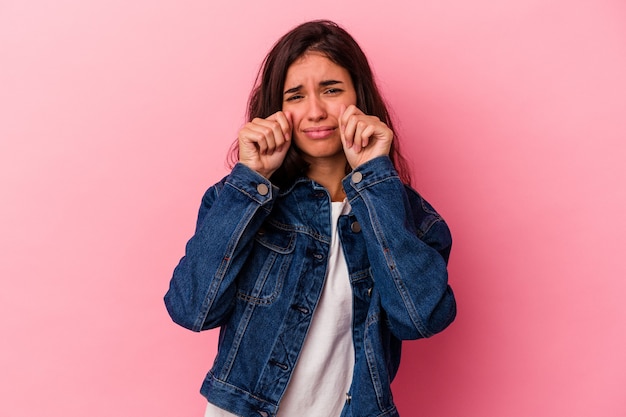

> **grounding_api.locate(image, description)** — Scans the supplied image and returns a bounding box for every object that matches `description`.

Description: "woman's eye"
[325,88,342,94]
[285,95,303,102]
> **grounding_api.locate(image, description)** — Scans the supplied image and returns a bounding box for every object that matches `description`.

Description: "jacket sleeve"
[164,163,277,332]
[343,156,456,340]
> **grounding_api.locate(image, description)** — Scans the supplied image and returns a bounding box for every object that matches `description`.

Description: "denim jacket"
[165,156,456,417]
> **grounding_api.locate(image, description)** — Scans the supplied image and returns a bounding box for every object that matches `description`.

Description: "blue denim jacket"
[165,156,456,417]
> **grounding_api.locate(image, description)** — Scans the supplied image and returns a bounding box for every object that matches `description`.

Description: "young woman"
[165,20,456,417]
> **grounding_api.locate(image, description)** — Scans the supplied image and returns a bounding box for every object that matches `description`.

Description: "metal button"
[256,183,269,196]
[350,221,361,233]
[367,287,372,297]
[351,171,363,183]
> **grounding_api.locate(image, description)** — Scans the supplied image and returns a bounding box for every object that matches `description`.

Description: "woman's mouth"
[303,127,336,140]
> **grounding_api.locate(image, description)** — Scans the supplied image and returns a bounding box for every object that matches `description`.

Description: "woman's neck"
[306,156,348,202]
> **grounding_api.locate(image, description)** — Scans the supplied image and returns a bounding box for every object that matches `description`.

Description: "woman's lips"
[302,127,336,140]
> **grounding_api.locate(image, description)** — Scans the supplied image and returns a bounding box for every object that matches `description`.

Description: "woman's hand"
[339,105,393,169]
[238,111,292,178]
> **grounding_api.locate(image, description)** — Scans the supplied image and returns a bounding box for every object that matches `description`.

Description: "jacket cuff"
[342,156,400,197]
[226,163,277,205]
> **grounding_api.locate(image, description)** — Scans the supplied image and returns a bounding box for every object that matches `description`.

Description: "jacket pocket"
[236,223,296,305]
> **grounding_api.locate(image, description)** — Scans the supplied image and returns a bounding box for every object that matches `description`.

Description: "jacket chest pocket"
[236,224,296,305]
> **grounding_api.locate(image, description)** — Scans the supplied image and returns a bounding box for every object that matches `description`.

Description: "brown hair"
[229,19,412,186]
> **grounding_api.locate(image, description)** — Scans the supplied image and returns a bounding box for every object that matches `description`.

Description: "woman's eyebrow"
[284,85,302,95]
[320,80,343,87]
[284,80,344,95]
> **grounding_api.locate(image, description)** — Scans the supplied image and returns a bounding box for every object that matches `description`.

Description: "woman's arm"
[164,163,277,331]
[343,156,456,340]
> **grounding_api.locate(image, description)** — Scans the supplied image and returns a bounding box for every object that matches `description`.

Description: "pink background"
[1,0,625,416]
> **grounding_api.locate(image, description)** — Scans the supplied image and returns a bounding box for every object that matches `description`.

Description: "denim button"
[351,172,363,183]
[350,221,361,233]
[346,393,352,404]
[256,183,269,196]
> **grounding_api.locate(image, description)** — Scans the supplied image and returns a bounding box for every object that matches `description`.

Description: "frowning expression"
[282,52,357,163]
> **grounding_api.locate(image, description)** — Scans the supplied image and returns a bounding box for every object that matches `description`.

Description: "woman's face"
[282,52,357,164]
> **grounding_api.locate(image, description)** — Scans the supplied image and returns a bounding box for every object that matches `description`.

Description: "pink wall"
[1,1,625,416]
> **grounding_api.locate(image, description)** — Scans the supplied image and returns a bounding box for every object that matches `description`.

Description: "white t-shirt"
[205,200,354,417]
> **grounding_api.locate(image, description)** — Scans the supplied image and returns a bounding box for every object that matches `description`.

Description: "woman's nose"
[307,96,327,121]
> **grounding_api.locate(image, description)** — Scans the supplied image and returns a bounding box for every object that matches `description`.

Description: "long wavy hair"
[228,20,412,187]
